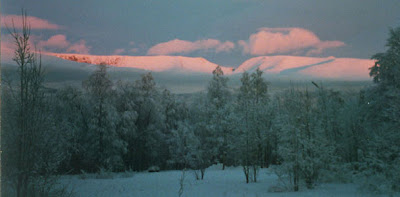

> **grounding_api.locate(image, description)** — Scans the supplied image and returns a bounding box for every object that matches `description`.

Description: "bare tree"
[2,10,68,197]
[6,10,43,197]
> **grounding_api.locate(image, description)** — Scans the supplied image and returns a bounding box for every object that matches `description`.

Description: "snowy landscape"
[2,1,400,197]
[60,165,372,197]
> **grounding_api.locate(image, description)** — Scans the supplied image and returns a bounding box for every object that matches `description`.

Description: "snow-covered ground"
[60,165,374,197]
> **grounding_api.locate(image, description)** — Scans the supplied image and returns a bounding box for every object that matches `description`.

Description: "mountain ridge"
[47,53,375,80]
[48,53,235,74]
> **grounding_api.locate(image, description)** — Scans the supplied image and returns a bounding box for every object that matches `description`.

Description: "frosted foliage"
[360,27,400,193]
[168,121,200,168]
[83,65,127,171]
[274,88,335,190]
[235,69,272,183]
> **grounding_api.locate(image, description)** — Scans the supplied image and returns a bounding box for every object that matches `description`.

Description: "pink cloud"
[306,41,346,55]
[34,35,91,54]
[216,41,235,53]
[112,47,138,55]
[147,39,235,55]
[1,15,62,30]
[238,27,345,56]
[130,48,139,53]
[66,40,90,54]
[113,48,125,55]
[37,34,69,49]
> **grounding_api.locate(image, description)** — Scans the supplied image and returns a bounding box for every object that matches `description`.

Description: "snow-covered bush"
[148,166,160,172]
[95,167,115,179]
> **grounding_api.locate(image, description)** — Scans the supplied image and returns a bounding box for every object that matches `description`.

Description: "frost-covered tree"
[236,71,257,183]
[113,73,180,171]
[313,84,344,163]
[235,69,271,183]
[162,89,186,132]
[168,121,198,169]
[367,27,400,126]
[131,72,165,170]
[360,27,400,193]
[207,66,231,170]
[249,68,274,169]
[83,64,126,171]
[274,87,334,190]
[370,27,400,89]
[114,81,139,170]
[2,11,67,197]
[189,94,224,179]
[208,66,230,109]
[336,92,365,164]
[54,86,93,172]
[160,89,188,169]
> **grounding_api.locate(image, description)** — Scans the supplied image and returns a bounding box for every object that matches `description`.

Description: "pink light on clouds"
[306,41,346,55]
[130,48,139,53]
[147,39,235,55]
[238,27,345,56]
[34,34,91,54]
[113,48,125,55]
[1,15,62,30]
[66,40,90,54]
[216,41,235,53]
[127,41,139,53]
[37,34,69,49]
[112,48,138,55]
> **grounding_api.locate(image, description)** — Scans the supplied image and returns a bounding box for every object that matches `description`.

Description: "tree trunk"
[243,166,249,183]
[253,165,257,182]
[294,164,299,191]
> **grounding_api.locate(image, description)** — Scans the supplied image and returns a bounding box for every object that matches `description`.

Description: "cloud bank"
[147,28,344,57]
[147,39,235,55]
[38,34,91,54]
[1,15,62,30]
[238,27,345,56]
[112,48,126,55]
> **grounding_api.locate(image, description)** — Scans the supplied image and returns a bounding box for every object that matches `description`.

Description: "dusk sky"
[2,0,400,67]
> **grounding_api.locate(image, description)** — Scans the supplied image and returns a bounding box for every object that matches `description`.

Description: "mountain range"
[48,53,375,80]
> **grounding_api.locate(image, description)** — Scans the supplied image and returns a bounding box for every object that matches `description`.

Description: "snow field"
[60,165,372,197]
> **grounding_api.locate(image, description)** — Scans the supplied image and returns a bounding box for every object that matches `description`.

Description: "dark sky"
[2,0,400,67]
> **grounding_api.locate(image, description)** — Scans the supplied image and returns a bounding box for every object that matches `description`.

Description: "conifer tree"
[361,27,400,192]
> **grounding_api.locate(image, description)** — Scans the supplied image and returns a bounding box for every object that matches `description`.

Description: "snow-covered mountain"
[47,53,375,80]
[236,56,375,80]
[49,53,234,74]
